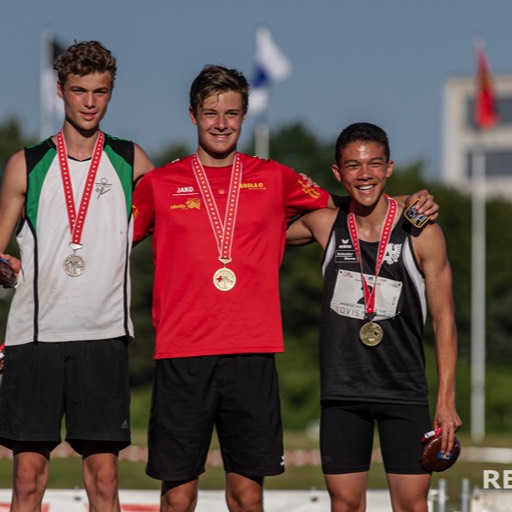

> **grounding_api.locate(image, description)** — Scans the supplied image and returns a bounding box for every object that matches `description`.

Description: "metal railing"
[429,478,512,512]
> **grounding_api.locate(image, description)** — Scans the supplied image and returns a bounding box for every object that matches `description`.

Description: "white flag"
[40,28,66,138]
[249,27,292,117]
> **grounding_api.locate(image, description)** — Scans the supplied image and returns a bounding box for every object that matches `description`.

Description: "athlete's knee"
[225,475,264,512]
[82,454,120,508]
[226,492,263,512]
[13,467,47,497]
[12,447,50,502]
[326,483,366,512]
[86,464,118,496]
[12,461,49,504]
[161,480,198,512]
[330,494,365,512]
[391,498,428,512]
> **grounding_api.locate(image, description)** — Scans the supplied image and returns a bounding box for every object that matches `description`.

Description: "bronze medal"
[63,253,85,277]
[213,267,236,291]
[359,321,384,347]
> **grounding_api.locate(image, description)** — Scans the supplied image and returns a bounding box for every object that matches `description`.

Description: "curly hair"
[53,40,117,87]
[189,64,249,115]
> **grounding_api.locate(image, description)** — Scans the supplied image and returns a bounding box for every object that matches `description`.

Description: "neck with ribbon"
[57,130,104,276]
[191,153,242,291]
[347,194,398,321]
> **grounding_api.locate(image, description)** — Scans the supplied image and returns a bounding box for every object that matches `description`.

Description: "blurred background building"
[443,74,512,200]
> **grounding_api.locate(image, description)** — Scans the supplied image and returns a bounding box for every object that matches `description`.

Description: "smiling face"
[189,90,246,167]
[332,140,394,209]
[57,72,113,135]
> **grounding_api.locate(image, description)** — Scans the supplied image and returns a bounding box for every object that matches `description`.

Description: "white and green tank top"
[6,134,135,344]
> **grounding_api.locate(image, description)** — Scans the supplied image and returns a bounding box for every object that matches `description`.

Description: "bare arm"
[286,208,338,249]
[412,223,462,453]
[326,195,336,209]
[0,150,27,278]
[127,143,154,247]
[0,150,27,256]
[133,143,154,182]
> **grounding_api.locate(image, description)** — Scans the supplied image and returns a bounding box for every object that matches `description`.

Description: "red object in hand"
[0,257,17,288]
[421,423,461,472]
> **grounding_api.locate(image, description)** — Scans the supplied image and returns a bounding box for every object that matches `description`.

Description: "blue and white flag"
[249,27,292,117]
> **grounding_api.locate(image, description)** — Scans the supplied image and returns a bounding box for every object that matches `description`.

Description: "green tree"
[128,240,156,386]
[261,123,335,429]
[152,142,190,168]
[0,117,36,173]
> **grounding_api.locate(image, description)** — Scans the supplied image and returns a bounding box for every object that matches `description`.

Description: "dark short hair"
[189,65,249,115]
[335,122,390,165]
[53,40,117,87]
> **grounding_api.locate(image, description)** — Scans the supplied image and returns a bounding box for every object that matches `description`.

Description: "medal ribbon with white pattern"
[348,195,397,346]
[57,130,104,276]
[191,153,242,291]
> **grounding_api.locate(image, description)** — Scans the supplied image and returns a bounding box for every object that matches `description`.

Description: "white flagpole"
[40,26,55,139]
[249,26,291,159]
[255,120,269,159]
[470,138,486,442]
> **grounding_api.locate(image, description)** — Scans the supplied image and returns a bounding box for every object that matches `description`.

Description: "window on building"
[466,150,512,177]
[467,97,512,128]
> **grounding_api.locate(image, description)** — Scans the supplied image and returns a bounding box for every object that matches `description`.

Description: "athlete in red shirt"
[133,65,438,512]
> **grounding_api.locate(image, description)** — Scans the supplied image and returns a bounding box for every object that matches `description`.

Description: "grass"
[1,431,511,512]
[1,388,510,510]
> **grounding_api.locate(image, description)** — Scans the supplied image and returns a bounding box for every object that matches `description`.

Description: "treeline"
[1,118,512,432]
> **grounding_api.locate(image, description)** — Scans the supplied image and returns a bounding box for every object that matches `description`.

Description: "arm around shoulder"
[286,208,337,249]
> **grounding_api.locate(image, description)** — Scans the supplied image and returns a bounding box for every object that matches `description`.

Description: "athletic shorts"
[146,354,284,481]
[0,339,131,454]
[320,400,431,475]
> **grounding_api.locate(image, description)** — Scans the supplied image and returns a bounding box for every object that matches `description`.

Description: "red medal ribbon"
[347,195,397,317]
[57,130,104,250]
[191,153,242,265]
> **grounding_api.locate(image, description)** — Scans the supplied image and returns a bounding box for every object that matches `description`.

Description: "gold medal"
[359,322,383,347]
[63,254,85,277]
[348,197,397,344]
[192,154,242,291]
[213,267,236,291]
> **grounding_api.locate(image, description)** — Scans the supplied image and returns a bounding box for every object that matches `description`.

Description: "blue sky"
[1,1,510,179]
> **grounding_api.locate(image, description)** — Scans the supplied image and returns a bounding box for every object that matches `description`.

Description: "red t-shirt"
[133,153,330,359]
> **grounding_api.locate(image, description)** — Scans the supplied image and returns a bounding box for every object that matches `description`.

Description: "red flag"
[474,43,498,129]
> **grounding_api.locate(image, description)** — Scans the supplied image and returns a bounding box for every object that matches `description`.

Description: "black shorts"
[146,354,284,481]
[320,400,431,475]
[0,339,131,454]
